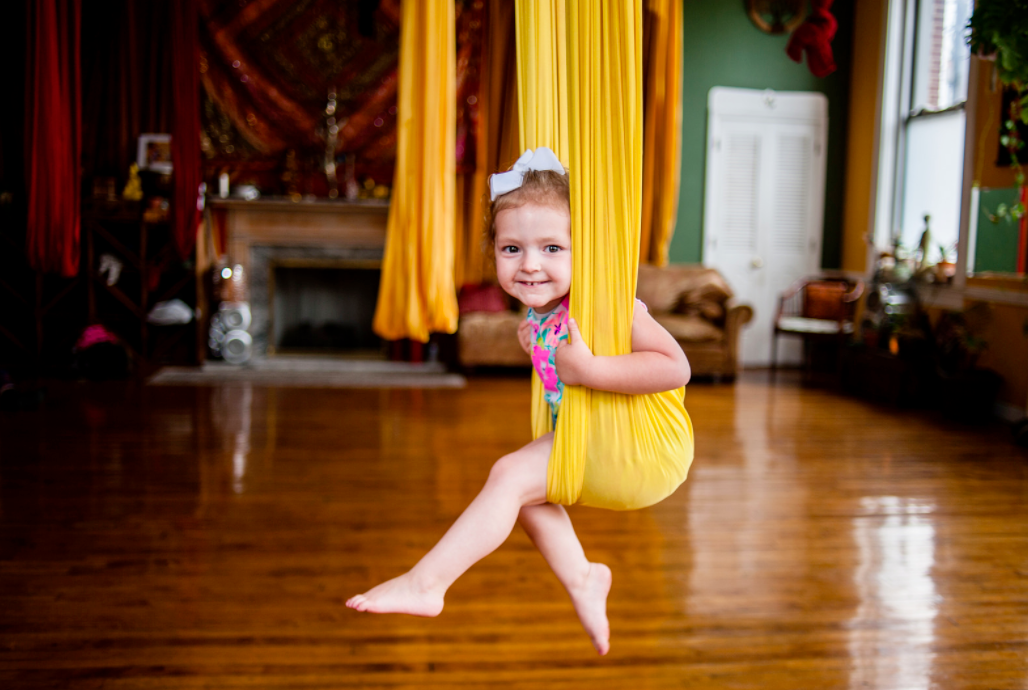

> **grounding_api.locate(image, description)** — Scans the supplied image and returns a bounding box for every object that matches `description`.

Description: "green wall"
[974,188,1021,273]
[671,0,854,267]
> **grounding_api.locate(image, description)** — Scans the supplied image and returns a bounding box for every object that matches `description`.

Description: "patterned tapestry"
[199,0,484,198]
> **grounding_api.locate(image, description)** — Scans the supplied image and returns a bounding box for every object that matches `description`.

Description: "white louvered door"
[704,88,826,367]
[763,123,823,366]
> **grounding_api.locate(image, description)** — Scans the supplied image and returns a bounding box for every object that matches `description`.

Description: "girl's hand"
[517,320,534,355]
[554,318,594,386]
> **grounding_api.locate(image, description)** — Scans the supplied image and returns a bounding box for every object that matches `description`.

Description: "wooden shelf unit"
[83,200,199,366]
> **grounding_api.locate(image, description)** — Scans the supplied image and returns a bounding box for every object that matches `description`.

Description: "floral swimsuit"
[526,296,571,428]
[526,297,648,428]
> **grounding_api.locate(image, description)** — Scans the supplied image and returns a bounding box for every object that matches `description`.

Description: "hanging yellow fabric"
[515,0,570,162]
[455,172,490,288]
[373,0,458,343]
[640,0,683,267]
[516,0,693,511]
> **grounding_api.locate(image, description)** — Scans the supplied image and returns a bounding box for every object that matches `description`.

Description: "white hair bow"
[489,147,566,201]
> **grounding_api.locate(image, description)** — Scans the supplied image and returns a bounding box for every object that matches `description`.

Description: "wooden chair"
[771,276,864,376]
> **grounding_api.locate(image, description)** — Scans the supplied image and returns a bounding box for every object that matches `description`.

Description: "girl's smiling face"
[493,203,572,313]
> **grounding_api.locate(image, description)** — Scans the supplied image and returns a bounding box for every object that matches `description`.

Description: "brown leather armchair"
[458,264,753,381]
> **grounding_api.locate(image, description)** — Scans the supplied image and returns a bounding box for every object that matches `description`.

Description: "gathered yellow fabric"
[640,0,683,267]
[373,0,458,343]
[517,0,694,511]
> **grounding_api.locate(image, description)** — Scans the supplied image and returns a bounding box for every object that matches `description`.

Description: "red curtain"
[81,0,172,182]
[25,0,82,277]
[170,0,202,259]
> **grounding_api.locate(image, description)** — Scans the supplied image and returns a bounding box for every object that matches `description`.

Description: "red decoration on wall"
[786,0,837,79]
[25,0,82,277]
[197,0,485,192]
[170,0,202,259]
[198,0,403,189]
[455,0,485,174]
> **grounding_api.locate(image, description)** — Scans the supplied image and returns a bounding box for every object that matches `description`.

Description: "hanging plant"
[968,0,1028,221]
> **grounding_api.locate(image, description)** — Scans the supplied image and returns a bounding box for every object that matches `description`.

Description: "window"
[876,0,974,265]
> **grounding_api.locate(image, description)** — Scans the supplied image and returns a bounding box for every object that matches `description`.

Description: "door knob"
[751,256,764,268]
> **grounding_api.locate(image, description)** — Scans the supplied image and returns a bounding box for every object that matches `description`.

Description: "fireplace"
[269,260,381,355]
[210,198,389,358]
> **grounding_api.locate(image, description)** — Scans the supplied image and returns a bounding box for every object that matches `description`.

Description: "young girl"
[346,148,691,656]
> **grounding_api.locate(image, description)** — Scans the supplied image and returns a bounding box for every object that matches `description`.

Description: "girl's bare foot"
[345,572,444,617]
[568,562,612,655]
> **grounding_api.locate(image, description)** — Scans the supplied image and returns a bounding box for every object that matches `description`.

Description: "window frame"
[869,0,979,303]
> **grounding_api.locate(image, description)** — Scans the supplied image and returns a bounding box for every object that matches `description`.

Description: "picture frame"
[137,133,173,174]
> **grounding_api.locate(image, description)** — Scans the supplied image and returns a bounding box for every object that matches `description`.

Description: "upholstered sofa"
[457,264,753,380]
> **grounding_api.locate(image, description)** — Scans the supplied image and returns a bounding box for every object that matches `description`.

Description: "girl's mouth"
[519,281,548,287]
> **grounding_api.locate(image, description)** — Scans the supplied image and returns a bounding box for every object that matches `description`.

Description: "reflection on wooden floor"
[1,372,1027,689]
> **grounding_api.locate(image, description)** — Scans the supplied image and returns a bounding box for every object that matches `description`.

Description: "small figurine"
[323,89,340,199]
[142,197,170,223]
[122,163,143,201]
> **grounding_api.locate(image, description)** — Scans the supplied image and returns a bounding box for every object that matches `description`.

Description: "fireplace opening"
[271,262,382,355]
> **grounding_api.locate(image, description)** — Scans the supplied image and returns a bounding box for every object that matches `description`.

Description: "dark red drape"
[25,0,82,277]
[170,0,202,259]
[81,0,172,182]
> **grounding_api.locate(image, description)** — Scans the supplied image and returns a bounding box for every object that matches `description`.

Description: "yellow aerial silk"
[517,0,693,511]
[373,0,458,343]
[640,0,683,267]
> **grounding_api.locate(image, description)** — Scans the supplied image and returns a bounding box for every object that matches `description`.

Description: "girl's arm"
[555,304,691,395]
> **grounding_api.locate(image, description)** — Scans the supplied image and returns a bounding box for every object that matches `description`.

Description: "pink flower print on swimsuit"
[525,296,570,428]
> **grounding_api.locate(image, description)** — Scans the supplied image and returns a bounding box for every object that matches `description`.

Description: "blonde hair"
[485,168,570,249]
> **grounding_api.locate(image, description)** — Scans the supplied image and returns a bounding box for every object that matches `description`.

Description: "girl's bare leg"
[346,433,553,618]
[518,504,612,655]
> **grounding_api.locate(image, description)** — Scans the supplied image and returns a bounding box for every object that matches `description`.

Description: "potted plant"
[968,0,1028,222]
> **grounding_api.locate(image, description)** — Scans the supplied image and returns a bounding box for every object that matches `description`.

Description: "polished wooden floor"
[1,371,1027,689]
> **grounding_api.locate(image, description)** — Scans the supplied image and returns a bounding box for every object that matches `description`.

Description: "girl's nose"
[520,252,542,273]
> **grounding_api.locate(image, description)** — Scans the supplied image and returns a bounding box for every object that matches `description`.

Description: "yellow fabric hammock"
[516,0,693,511]
[373,0,458,343]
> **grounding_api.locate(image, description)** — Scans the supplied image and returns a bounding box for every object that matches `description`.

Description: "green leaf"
[997,202,1009,216]
[1001,135,1011,146]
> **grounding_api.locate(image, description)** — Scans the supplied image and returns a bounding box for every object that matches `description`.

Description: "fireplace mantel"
[212,197,390,276]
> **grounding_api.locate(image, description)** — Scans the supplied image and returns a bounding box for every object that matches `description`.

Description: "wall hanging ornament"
[746,0,807,35]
